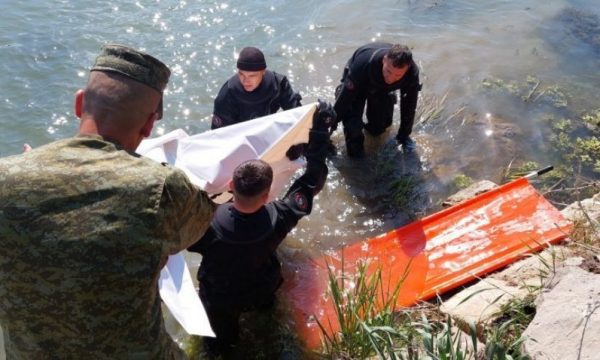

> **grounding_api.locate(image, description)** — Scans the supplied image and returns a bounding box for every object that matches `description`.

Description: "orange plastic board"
[281,177,572,349]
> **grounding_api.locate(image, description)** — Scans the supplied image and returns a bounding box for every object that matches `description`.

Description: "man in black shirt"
[189,101,335,357]
[211,47,302,129]
[334,43,422,157]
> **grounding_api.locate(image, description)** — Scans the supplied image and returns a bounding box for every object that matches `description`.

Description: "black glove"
[329,118,339,134]
[313,99,337,133]
[285,143,307,161]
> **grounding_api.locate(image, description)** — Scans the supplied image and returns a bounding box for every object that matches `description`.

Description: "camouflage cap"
[91,44,171,94]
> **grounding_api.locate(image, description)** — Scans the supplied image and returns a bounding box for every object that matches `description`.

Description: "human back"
[0,140,195,358]
[0,44,215,359]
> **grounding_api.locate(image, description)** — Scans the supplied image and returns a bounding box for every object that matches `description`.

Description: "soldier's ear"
[140,113,157,138]
[75,89,84,118]
[228,179,234,192]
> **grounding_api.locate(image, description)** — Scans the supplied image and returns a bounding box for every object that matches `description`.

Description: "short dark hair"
[386,44,413,68]
[232,159,273,197]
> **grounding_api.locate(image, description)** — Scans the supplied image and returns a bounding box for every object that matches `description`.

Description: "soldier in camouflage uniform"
[0,44,215,359]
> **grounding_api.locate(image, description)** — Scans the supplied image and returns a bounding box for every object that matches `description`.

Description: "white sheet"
[137,103,316,337]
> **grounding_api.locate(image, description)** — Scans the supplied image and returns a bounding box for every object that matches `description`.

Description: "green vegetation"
[481,76,568,108]
[484,295,536,360]
[451,174,474,193]
[314,259,540,360]
[498,107,600,207]
[317,260,408,359]
[390,176,418,209]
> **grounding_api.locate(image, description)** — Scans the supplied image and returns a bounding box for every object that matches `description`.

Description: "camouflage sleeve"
[156,168,216,255]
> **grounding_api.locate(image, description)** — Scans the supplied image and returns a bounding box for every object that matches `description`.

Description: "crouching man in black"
[188,101,336,357]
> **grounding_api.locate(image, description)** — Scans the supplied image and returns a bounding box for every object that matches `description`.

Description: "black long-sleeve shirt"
[334,42,421,127]
[211,70,302,129]
[188,130,328,306]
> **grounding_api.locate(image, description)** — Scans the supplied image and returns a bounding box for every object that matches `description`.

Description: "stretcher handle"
[525,165,554,179]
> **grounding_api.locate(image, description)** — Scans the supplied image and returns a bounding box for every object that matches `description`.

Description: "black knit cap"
[236,47,267,71]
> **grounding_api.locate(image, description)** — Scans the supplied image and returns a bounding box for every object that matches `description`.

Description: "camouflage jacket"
[0,135,215,360]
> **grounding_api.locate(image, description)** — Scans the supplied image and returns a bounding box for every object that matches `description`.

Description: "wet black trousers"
[200,294,243,356]
[342,91,396,157]
[199,283,279,357]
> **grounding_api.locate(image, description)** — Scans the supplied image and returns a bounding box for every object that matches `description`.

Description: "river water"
[1,0,599,356]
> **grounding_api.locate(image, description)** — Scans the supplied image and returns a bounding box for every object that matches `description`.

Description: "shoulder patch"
[293,191,308,211]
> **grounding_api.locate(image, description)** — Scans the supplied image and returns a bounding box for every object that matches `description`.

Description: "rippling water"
[1,0,599,354]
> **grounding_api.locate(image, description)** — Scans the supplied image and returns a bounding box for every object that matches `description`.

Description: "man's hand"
[313,100,337,133]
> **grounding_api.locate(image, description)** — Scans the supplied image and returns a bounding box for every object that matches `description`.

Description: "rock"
[490,247,575,289]
[580,253,600,274]
[561,193,600,223]
[442,180,498,207]
[440,278,529,340]
[440,246,578,341]
[521,267,600,360]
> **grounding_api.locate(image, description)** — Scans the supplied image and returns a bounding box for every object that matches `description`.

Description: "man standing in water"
[211,46,302,129]
[0,44,215,359]
[189,101,336,358]
[334,43,422,157]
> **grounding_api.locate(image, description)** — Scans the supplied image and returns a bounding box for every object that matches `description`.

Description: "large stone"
[561,193,600,224]
[490,247,577,289]
[440,277,529,339]
[521,266,600,360]
[442,180,498,207]
[440,246,578,340]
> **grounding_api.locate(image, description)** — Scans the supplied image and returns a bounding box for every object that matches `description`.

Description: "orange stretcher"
[281,172,572,349]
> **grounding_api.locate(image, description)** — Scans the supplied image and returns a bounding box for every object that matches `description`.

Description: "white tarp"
[137,103,316,337]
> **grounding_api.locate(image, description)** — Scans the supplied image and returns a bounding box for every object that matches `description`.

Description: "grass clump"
[317,260,487,359]
[452,174,474,192]
[316,252,564,360]
[481,76,568,109]
[483,295,536,360]
[317,260,408,359]
[390,176,418,209]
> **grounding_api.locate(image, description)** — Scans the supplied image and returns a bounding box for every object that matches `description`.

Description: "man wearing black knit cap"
[211,46,302,129]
